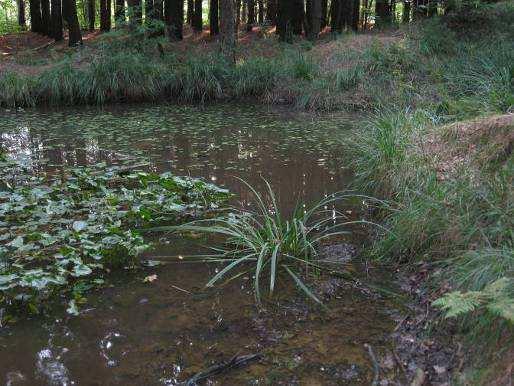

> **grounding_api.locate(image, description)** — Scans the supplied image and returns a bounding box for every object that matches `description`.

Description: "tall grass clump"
[155,180,359,305]
[177,56,228,103]
[37,60,86,105]
[0,71,36,108]
[84,51,174,104]
[231,57,283,97]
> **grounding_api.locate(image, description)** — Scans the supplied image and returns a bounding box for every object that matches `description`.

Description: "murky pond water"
[0,104,397,385]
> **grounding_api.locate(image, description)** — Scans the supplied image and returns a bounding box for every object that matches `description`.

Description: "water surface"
[0,104,396,385]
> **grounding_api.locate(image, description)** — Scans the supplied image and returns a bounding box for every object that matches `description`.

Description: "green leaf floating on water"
[0,155,231,316]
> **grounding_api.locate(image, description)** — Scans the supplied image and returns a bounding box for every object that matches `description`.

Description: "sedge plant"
[154,179,368,306]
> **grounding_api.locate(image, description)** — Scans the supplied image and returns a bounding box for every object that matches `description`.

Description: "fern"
[433,277,514,323]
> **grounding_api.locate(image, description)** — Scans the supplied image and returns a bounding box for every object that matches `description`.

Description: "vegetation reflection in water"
[0,104,397,385]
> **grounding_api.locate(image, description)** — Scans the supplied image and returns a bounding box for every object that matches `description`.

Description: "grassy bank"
[349,4,513,383]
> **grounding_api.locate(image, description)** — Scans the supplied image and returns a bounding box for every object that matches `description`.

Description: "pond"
[0,104,399,385]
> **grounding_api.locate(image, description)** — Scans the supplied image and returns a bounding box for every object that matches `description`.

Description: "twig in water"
[184,353,262,385]
[364,343,380,386]
[170,284,192,294]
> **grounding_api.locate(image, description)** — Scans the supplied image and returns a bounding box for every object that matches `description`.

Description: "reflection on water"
[0,104,395,385]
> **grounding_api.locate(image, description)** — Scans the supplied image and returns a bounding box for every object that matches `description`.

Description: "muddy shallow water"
[0,104,400,385]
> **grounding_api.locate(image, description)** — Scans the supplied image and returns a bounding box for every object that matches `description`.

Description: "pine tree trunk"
[375,0,391,26]
[219,0,235,63]
[62,0,82,46]
[351,0,359,30]
[266,0,276,23]
[235,0,241,27]
[145,0,154,21]
[127,0,142,25]
[50,0,63,39]
[100,0,111,30]
[29,0,42,33]
[291,0,303,35]
[18,0,26,27]
[165,0,184,39]
[307,0,320,40]
[209,0,219,35]
[257,0,264,24]
[330,0,342,33]
[187,0,193,23]
[154,0,163,20]
[192,0,202,31]
[246,0,254,31]
[115,0,125,24]
[88,0,95,29]
[320,0,327,27]
[277,0,293,41]
[402,0,410,22]
[41,0,50,35]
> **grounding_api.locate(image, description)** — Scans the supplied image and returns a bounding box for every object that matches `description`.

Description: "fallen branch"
[184,353,262,385]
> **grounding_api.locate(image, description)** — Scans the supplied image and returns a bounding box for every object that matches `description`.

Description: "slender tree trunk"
[29,0,42,33]
[351,0,359,30]
[192,0,202,31]
[219,0,235,63]
[209,0,219,35]
[187,0,193,23]
[235,0,241,27]
[154,0,163,20]
[277,0,293,41]
[257,0,264,24]
[100,0,111,30]
[127,0,142,24]
[115,0,125,23]
[330,0,342,33]
[241,0,246,25]
[320,0,327,28]
[413,0,426,19]
[246,0,254,31]
[291,0,303,35]
[145,0,154,21]
[427,0,437,16]
[165,0,184,39]
[18,0,26,28]
[62,0,82,46]
[375,0,391,26]
[307,0,320,39]
[266,0,276,23]
[50,0,63,39]
[402,0,410,22]
[88,0,95,29]
[41,0,50,35]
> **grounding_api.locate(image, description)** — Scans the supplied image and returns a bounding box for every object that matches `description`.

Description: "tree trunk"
[115,0,125,23]
[375,0,391,26]
[209,0,219,35]
[351,0,359,30]
[307,0,320,40]
[154,0,163,20]
[235,0,241,27]
[165,0,184,39]
[18,0,26,28]
[330,0,342,33]
[192,0,202,31]
[219,0,235,63]
[427,0,437,16]
[100,0,111,30]
[246,0,254,31]
[257,0,264,24]
[402,0,410,22]
[50,0,63,40]
[88,0,95,29]
[266,0,276,23]
[41,0,50,35]
[145,0,154,21]
[62,0,82,46]
[29,0,42,33]
[291,0,303,35]
[277,0,293,41]
[413,0,426,19]
[127,0,142,25]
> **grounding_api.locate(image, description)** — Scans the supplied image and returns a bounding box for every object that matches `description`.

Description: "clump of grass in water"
[158,179,363,305]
